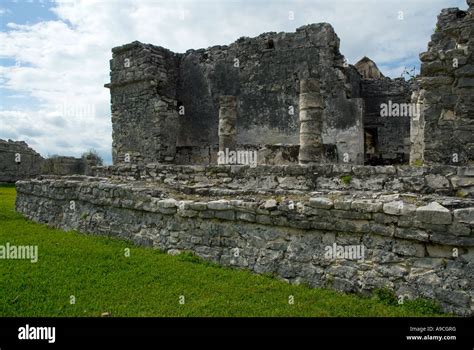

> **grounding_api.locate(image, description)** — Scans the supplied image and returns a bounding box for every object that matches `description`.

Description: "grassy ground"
[0,185,444,317]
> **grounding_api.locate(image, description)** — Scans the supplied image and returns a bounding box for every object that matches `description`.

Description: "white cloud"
[0,0,468,164]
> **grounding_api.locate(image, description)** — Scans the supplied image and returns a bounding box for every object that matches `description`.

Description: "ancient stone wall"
[107,24,365,165]
[41,156,100,176]
[174,144,299,166]
[105,42,180,165]
[0,139,44,183]
[355,56,384,80]
[413,1,474,165]
[93,164,474,198]
[15,177,474,315]
[177,24,342,147]
[361,78,413,164]
[0,139,103,182]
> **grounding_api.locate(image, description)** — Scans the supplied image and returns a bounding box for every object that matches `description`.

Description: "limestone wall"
[177,23,346,147]
[105,42,180,165]
[93,164,474,198]
[15,177,474,315]
[413,1,474,165]
[361,78,413,164]
[41,155,100,177]
[175,144,299,166]
[41,156,84,176]
[0,139,44,183]
[107,24,366,165]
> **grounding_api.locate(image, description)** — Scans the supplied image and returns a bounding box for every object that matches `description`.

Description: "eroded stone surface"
[416,202,452,225]
[15,177,474,315]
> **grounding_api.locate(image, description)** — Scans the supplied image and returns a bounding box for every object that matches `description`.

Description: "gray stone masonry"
[0,139,44,183]
[218,96,237,152]
[412,1,474,165]
[298,78,324,164]
[107,23,368,166]
[15,177,474,315]
[92,163,474,198]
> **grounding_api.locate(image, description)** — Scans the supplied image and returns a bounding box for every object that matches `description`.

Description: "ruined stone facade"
[355,56,384,80]
[0,139,44,183]
[0,139,102,182]
[106,23,365,166]
[42,155,101,177]
[106,13,473,168]
[412,2,474,166]
[360,78,413,165]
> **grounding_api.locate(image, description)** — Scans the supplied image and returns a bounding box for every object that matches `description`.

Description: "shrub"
[340,175,352,185]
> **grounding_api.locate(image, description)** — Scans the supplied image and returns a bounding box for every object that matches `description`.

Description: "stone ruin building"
[105,23,415,167]
[0,139,44,183]
[0,139,101,183]
[15,1,474,315]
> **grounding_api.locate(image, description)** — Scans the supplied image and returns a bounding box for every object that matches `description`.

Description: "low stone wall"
[16,177,474,315]
[93,164,474,197]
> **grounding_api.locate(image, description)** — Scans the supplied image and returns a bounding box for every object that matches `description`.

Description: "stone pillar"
[409,90,425,166]
[218,95,237,152]
[298,78,324,164]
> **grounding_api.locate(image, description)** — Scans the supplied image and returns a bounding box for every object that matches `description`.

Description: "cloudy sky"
[0,0,467,164]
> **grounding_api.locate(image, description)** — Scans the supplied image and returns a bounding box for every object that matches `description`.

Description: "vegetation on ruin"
[411,159,424,167]
[0,185,444,317]
[340,175,352,185]
[82,148,104,166]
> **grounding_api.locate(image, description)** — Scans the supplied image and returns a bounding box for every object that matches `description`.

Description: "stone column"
[409,90,425,165]
[218,95,237,152]
[298,78,324,164]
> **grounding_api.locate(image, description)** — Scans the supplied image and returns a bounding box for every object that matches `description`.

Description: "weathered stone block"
[351,199,382,213]
[369,223,394,237]
[256,215,272,225]
[426,244,456,258]
[332,210,371,220]
[189,202,207,211]
[416,202,452,224]
[447,222,471,236]
[373,213,398,224]
[214,210,235,221]
[308,197,334,209]
[198,210,215,219]
[392,240,425,257]
[395,227,430,242]
[207,200,231,211]
[236,212,256,222]
[334,198,352,210]
[383,201,406,216]
[450,176,474,188]
[453,208,474,224]
[158,198,177,208]
[425,174,450,189]
[178,209,198,218]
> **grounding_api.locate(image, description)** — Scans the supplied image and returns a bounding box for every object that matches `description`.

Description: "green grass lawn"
[0,185,444,317]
